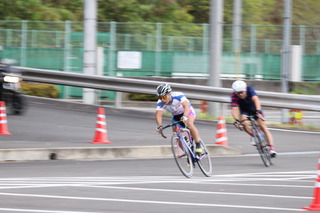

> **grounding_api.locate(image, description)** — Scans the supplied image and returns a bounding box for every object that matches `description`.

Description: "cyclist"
[155,83,204,155]
[231,80,277,157]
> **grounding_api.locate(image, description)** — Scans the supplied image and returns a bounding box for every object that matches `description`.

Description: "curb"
[0,145,242,162]
[0,96,242,162]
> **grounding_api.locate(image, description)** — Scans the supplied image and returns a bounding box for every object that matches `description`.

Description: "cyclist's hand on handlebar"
[233,120,240,128]
[156,125,163,133]
[256,110,265,121]
[181,115,188,122]
[256,110,264,116]
[233,120,243,130]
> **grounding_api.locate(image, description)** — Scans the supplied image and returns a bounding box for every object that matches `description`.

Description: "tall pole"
[232,0,242,53]
[208,0,224,118]
[83,0,98,104]
[232,0,242,78]
[281,0,291,123]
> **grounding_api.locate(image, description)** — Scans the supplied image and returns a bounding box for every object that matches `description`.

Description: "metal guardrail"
[17,66,320,112]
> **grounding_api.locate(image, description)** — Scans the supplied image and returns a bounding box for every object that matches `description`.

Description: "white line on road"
[83,185,312,199]
[269,128,320,134]
[245,151,320,156]
[0,192,307,212]
[0,207,101,213]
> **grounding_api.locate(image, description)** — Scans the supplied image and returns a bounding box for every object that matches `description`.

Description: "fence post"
[20,20,27,67]
[108,21,116,77]
[155,23,162,76]
[202,24,209,53]
[299,25,305,55]
[62,21,72,99]
[250,24,256,54]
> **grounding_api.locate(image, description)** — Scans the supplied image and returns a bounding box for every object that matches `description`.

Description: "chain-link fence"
[0,20,319,82]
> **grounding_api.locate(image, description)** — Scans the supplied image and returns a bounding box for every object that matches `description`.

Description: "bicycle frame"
[247,116,266,143]
[160,120,212,177]
[247,115,272,167]
[173,124,200,164]
[161,121,199,163]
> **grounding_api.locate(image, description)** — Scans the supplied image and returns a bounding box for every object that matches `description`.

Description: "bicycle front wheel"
[171,134,193,178]
[197,140,213,177]
[255,130,272,167]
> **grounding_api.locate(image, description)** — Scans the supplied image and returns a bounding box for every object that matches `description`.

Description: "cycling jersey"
[231,86,257,114]
[156,92,196,118]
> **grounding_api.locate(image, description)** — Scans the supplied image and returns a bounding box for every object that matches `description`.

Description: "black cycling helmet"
[156,83,172,96]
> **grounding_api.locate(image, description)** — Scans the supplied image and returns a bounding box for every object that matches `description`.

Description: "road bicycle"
[159,120,212,178]
[236,115,272,167]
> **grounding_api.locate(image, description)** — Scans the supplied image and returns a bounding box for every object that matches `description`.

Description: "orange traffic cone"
[0,101,11,135]
[90,108,111,144]
[302,156,320,211]
[215,115,228,146]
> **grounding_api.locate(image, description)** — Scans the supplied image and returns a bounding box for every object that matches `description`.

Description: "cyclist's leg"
[185,111,205,154]
[239,113,254,136]
[256,118,274,146]
[256,116,277,157]
[185,110,200,142]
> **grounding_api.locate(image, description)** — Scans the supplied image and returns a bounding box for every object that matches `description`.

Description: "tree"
[0,0,80,21]
[0,0,319,26]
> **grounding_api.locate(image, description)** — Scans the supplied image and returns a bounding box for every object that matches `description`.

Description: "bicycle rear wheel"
[171,134,193,178]
[196,140,212,177]
[255,130,272,167]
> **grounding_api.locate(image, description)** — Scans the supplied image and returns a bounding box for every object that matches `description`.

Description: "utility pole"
[233,0,242,77]
[83,0,98,104]
[232,0,242,53]
[208,0,224,118]
[281,0,292,123]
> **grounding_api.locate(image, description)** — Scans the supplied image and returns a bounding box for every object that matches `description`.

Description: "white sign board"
[117,51,142,69]
[290,45,302,82]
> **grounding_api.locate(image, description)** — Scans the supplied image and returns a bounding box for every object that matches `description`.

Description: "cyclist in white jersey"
[155,83,204,155]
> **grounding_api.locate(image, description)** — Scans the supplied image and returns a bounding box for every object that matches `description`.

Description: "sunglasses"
[158,95,167,100]
[236,91,245,95]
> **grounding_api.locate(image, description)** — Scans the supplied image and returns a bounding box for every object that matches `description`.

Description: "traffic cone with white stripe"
[0,101,11,135]
[90,108,111,144]
[215,115,228,146]
[302,156,320,211]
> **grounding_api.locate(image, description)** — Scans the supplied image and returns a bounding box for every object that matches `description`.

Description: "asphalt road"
[0,154,318,213]
[0,98,319,212]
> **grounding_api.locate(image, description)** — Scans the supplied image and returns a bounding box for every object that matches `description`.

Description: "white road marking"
[84,185,312,199]
[0,192,307,212]
[245,151,320,156]
[269,128,320,134]
[0,172,314,212]
[0,208,101,213]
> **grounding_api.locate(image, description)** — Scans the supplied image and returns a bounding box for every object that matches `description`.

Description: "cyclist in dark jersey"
[231,80,277,157]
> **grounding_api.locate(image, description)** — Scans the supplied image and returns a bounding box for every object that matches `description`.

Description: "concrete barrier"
[0,145,242,162]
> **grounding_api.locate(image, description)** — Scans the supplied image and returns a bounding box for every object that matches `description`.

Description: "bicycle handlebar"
[159,121,185,139]
[234,114,265,131]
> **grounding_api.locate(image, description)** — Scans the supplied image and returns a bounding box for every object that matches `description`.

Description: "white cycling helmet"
[156,83,172,96]
[232,80,247,92]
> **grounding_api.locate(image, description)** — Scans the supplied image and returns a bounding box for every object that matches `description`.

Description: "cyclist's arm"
[231,106,240,121]
[181,100,190,117]
[252,95,262,111]
[156,110,163,126]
